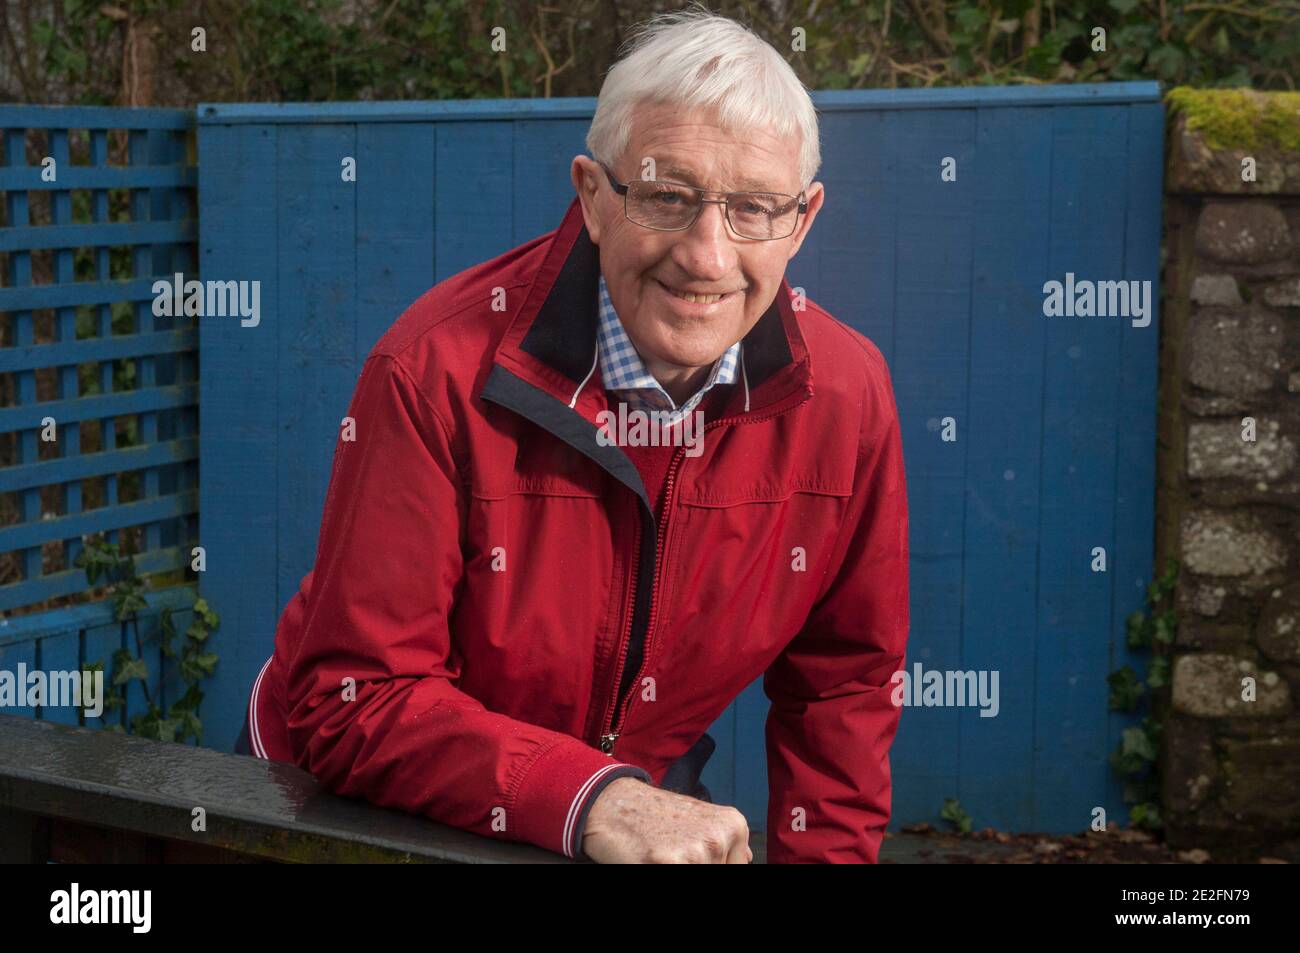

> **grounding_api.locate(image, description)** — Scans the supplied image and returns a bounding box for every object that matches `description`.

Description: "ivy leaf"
[1158,557,1180,591]
[111,655,149,687]
[1147,45,1186,81]
[1121,724,1158,762]
[1130,802,1162,830]
[122,591,148,614]
[940,797,973,834]
[194,598,220,628]
[1146,655,1171,690]
[1108,666,1143,710]
[1127,615,1153,651]
[130,709,159,739]
[1126,610,1148,648]
[170,683,204,713]
[953,7,987,34]
[1109,746,1144,777]
[174,709,203,744]
[180,652,219,681]
[1110,725,1157,776]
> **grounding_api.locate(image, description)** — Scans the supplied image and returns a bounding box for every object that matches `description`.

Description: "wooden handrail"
[0,714,570,863]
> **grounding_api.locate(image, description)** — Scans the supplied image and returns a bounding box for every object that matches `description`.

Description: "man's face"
[573,101,824,377]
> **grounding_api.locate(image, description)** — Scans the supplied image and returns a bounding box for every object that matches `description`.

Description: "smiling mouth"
[656,279,736,305]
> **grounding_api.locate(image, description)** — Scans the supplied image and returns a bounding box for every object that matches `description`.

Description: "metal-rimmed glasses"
[599,161,807,241]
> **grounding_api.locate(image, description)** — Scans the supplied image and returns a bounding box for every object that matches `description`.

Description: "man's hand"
[580,776,753,863]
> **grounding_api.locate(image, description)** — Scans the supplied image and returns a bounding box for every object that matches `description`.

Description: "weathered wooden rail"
[0,713,569,863]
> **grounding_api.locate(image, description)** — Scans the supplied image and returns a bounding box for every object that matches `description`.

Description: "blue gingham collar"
[596,273,741,414]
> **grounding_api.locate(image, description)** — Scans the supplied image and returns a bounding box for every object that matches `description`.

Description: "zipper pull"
[599,733,618,754]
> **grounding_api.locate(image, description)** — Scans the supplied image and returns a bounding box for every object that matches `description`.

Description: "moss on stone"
[1166,87,1300,153]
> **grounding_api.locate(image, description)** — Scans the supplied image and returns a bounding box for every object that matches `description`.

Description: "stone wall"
[1158,89,1300,857]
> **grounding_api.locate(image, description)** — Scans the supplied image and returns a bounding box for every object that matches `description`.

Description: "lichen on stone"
[1166,87,1300,153]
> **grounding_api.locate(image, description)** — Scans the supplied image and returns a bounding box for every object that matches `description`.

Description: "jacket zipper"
[595,394,809,755]
[598,509,642,752]
[598,445,686,753]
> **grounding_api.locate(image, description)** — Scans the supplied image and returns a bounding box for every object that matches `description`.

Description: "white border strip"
[248,654,273,759]
[562,762,625,858]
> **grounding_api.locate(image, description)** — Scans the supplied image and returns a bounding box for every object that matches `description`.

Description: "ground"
[748,827,1296,864]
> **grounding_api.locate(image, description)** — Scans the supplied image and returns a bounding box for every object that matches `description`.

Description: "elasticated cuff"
[511,739,652,859]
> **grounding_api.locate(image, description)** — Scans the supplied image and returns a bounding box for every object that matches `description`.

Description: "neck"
[645,358,713,407]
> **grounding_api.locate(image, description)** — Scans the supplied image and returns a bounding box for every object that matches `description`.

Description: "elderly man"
[240,7,909,864]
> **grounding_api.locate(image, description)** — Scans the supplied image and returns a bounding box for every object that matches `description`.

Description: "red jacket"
[248,195,910,862]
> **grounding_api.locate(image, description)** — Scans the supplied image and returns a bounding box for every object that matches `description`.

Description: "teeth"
[665,284,723,304]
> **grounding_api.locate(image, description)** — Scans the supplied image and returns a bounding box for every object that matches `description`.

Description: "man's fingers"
[724,828,752,864]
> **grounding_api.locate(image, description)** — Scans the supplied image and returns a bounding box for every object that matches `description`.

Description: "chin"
[660,342,732,368]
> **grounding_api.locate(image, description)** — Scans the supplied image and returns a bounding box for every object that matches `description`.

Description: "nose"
[674,199,736,278]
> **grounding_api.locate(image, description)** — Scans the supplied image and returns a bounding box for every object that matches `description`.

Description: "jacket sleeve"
[763,341,910,863]
[284,353,650,860]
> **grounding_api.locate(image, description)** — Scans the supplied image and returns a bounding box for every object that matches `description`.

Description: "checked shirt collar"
[596,273,740,425]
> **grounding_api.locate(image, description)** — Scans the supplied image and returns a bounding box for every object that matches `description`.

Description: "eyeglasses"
[599,161,807,241]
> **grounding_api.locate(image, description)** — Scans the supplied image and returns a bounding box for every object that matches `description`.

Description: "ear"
[571,156,605,245]
[785,180,824,261]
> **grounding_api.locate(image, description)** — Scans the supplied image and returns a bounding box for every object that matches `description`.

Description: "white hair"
[585,4,821,193]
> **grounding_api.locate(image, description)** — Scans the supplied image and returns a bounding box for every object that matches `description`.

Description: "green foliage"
[1107,665,1143,710]
[73,0,545,103]
[11,0,1296,108]
[753,0,1295,92]
[940,796,973,833]
[74,536,220,745]
[1108,556,1178,831]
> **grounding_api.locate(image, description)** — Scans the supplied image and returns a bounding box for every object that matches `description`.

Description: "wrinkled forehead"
[620,101,802,194]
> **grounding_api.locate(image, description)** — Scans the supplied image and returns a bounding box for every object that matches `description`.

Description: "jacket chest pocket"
[455,430,639,709]
[646,484,854,689]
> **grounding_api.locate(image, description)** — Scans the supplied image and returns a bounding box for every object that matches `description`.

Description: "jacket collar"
[482,195,813,424]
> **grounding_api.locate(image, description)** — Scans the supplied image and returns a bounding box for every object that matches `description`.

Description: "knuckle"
[694,840,724,864]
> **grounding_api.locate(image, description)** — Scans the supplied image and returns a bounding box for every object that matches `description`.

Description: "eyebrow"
[660,164,784,194]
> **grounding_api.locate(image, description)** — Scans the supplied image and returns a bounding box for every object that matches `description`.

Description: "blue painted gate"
[197,82,1163,833]
[0,106,200,736]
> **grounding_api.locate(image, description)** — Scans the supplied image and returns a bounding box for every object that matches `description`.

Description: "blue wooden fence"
[0,106,200,731]
[194,82,1164,835]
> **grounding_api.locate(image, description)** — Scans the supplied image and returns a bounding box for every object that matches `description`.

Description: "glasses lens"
[626,180,700,230]
[727,192,799,240]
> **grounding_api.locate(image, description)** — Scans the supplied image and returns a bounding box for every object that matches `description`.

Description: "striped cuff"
[511,740,652,859]
[566,763,652,860]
